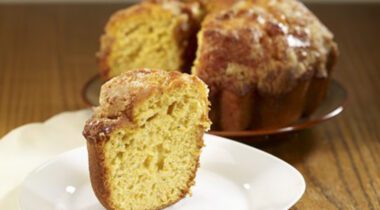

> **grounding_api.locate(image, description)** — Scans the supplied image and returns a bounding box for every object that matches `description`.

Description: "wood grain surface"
[0,3,379,209]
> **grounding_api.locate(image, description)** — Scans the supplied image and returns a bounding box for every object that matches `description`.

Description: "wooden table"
[1,3,379,209]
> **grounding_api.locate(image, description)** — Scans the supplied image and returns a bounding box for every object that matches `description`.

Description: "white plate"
[19,135,305,210]
[0,110,92,210]
[0,110,304,210]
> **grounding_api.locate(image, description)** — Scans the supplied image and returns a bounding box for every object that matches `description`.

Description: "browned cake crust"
[176,0,243,13]
[190,0,243,13]
[193,0,338,130]
[83,69,210,210]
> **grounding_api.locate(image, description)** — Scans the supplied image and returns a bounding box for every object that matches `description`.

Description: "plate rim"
[18,134,306,210]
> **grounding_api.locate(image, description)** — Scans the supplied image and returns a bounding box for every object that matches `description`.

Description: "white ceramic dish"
[19,135,305,210]
[0,110,305,210]
[0,110,92,210]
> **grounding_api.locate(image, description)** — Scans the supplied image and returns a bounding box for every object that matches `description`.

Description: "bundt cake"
[96,0,338,131]
[192,0,338,130]
[97,1,202,79]
[83,69,211,210]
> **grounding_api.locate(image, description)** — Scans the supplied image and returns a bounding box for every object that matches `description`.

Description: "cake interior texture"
[99,3,189,78]
[102,83,207,209]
